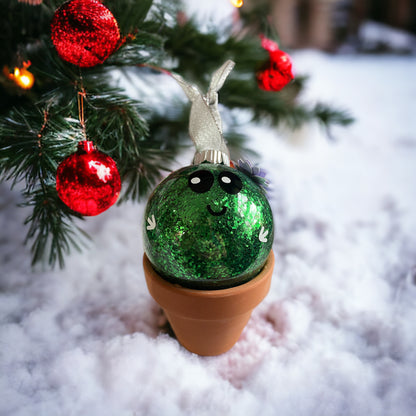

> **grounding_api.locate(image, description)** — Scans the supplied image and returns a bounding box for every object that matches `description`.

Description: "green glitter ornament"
[144,163,273,289]
[143,60,274,289]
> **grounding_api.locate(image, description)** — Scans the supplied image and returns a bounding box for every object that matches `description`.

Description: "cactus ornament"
[142,61,275,355]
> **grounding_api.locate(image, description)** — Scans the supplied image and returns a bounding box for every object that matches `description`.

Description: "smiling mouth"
[207,205,227,216]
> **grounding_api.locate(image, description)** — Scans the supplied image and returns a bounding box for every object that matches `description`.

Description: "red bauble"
[51,0,120,68]
[257,36,294,92]
[56,141,121,216]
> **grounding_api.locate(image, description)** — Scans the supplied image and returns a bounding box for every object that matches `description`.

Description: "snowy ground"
[2,16,416,416]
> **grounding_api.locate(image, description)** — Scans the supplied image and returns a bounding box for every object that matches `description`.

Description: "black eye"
[218,171,243,195]
[188,170,214,193]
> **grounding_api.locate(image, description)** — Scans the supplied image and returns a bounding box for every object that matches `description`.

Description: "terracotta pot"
[143,250,275,356]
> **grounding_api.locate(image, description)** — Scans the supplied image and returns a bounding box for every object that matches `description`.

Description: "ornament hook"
[77,88,87,140]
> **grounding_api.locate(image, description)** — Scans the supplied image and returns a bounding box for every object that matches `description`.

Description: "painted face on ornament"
[144,163,273,289]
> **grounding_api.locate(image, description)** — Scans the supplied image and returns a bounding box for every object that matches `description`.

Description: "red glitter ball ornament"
[51,0,120,68]
[257,36,294,92]
[56,141,121,216]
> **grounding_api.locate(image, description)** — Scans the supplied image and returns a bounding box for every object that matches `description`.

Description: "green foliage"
[0,0,353,268]
[0,107,78,189]
[23,185,89,268]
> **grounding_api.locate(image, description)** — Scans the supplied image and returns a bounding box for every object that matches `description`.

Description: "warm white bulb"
[230,0,243,8]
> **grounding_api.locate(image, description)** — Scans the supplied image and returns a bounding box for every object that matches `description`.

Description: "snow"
[358,21,416,53]
[2,30,416,416]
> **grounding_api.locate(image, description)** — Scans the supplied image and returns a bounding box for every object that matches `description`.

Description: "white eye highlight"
[191,177,201,184]
[221,176,231,184]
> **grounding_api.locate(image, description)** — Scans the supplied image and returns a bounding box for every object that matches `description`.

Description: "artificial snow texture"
[1,23,416,416]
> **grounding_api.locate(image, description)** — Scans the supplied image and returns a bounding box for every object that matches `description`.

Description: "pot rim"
[143,250,275,320]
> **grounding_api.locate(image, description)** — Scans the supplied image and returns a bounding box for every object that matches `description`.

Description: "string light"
[230,0,243,8]
[3,61,35,90]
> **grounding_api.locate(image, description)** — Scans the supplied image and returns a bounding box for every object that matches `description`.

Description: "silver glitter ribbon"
[171,60,235,166]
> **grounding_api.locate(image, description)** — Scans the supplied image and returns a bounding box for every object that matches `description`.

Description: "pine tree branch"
[0,105,80,190]
[0,102,87,268]
[162,17,353,130]
[107,0,153,33]
[83,85,181,201]
[22,184,89,268]
[0,0,355,268]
